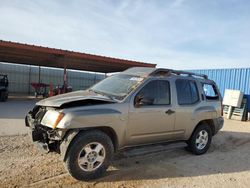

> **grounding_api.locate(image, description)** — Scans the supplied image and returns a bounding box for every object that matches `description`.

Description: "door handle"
[165,109,175,115]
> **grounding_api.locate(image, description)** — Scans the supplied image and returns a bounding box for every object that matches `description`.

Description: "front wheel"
[64,130,114,181]
[187,124,212,155]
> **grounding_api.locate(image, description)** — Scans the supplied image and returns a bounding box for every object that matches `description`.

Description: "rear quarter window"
[202,83,219,100]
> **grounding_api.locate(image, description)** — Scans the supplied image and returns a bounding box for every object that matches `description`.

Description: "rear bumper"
[213,117,224,135]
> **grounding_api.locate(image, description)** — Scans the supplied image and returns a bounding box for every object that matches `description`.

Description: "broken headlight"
[41,110,64,129]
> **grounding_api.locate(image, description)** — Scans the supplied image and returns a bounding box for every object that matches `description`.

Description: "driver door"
[127,79,176,145]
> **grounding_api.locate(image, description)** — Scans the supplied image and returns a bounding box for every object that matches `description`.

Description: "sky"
[0,0,250,70]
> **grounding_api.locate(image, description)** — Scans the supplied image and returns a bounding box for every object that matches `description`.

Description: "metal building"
[0,62,105,94]
[0,40,155,73]
[0,40,156,94]
[189,68,250,111]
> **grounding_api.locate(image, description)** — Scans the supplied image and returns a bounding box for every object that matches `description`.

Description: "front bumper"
[25,113,66,153]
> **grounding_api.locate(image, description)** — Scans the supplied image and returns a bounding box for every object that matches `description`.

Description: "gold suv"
[25,67,224,181]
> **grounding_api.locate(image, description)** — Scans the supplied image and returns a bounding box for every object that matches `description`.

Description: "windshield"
[90,74,144,100]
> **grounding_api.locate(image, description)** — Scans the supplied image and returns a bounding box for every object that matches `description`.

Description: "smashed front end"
[25,105,66,153]
[25,89,118,154]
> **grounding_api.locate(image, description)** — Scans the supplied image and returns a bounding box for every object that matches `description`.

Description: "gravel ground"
[1,119,250,188]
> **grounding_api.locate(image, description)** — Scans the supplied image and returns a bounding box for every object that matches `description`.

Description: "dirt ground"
[1,119,250,188]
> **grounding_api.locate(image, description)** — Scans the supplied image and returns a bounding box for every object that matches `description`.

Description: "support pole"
[63,67,67,93]
[227,106,233,119]
[28,65,31,94]
[38,66,41,84]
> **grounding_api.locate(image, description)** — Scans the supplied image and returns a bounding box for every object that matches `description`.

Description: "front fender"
[58,108,128,149]
[60,129,79,161]
[58,109,123,129]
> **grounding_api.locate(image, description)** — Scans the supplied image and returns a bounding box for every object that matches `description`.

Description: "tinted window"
[176,79,199,105]
[203,84,219,100]
[136,80,170,106]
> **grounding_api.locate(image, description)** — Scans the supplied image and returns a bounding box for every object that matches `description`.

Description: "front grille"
[31,106,47,124]
[32,124,52,142]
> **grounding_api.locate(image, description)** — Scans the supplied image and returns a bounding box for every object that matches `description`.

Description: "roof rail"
[150,69,208,79]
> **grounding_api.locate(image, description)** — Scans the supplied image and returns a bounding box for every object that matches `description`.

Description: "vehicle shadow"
[95,130,250,183]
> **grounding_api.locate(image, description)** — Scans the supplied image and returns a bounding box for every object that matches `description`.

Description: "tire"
[3,91,8,102]
[0,91,7,102]
[0,92,3,102]
[64,130,114,181]
[187,123,212,155]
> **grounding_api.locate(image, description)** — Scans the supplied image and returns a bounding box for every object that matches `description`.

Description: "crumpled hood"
[36,90,116,107]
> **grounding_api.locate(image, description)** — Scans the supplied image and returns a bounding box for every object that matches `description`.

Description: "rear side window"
[203,84,219,100]
[176,79,199,105]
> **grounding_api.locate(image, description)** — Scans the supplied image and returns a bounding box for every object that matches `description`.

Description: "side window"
[203,84,219,100]
[176,79,199,105]
[135,80,170,106]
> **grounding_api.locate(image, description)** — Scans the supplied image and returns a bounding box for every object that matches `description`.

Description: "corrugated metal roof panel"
[0,40,156,73]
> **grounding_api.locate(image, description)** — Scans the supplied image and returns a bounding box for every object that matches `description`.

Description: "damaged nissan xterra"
[25,67,224,181]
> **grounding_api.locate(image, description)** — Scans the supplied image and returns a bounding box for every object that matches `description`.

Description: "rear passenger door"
[173,79,201,139]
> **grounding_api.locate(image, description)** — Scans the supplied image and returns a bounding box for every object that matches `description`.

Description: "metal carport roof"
[0,40,156,73]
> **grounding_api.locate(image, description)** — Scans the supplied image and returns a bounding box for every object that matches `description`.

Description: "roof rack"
[150,69,208,79]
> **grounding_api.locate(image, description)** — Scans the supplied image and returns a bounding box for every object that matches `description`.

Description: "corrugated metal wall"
[189,68,250,112]
[189,68,250,96]
[1,63,249,98]
[0,62,105,94]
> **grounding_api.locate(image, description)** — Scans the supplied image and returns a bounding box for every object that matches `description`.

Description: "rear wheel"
[64,130,114,181]
[187,123,212,155]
